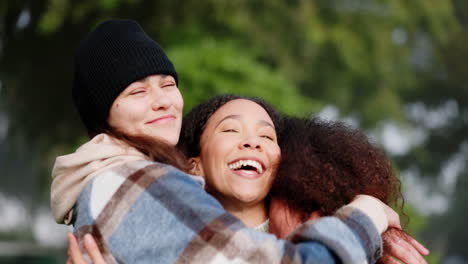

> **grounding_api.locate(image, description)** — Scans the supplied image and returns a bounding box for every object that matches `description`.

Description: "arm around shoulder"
[72,161,382,263]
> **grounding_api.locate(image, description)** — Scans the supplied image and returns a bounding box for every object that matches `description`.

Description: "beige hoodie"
[51,134,150,224]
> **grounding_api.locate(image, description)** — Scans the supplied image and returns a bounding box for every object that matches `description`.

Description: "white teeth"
[228,160,263,174]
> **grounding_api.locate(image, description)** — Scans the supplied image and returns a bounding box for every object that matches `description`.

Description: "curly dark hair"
[177,94,283,158]
[270,116,403,217]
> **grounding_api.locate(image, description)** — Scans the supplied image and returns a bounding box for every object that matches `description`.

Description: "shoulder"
[75,160,206,220]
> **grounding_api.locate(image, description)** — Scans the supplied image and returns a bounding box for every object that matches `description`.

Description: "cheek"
[269,145,281,167]
[108,101,146,130]
[200,139,228,175]
[201,147,220,175]
[125,103,147,119]
[171,89,184,113]
[108,105,126,129]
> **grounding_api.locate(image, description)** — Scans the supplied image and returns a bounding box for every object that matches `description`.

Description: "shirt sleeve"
[72,160,382,264]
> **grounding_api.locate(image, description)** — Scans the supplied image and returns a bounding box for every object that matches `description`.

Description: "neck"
[220,199,268,228]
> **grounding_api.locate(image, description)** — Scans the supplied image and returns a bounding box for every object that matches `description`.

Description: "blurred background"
[1,0,467,263]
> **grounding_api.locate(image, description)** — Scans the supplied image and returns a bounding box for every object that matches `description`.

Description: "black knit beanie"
[72,19,178,137]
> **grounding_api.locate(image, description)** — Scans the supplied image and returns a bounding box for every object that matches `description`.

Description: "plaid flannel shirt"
[72,160,382,263]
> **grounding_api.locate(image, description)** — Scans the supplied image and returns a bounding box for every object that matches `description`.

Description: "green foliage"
[194,0,459,127]
[402,203,426,235]
[38,0,69,33]
[426,253,442,264]
[168,38,321,115]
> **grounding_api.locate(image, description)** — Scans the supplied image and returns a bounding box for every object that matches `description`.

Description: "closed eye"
[261,135,274,141]
[162,82,176,88]
[223,129,238,133]
[130,89,145,95]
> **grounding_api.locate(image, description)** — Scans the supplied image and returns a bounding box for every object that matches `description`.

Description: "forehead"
[210,99,272,124]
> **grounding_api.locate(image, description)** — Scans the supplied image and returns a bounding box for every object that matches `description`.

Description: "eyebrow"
[125,75,172,93]
[159,74,172,81]
[216,114,275,129]
[139,74,171,83]
[259,119,275,128]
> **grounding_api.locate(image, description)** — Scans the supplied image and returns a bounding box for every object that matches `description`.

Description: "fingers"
[405,233,430,256]
[84,233,107,264]
[378,255,401,264]
[391,228,430,256]
[67,232,86,264]
[382,228,428,264]
[388,238,427,264]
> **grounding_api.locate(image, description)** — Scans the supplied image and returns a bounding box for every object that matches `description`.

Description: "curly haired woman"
[269,116,428,263]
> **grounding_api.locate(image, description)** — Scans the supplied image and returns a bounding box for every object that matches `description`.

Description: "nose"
[150,84,171,111]
[239,137,262,151]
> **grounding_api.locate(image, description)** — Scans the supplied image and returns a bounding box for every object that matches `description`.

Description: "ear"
[189,157,204,177]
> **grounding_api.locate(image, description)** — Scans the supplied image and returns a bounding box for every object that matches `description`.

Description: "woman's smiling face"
[107,74,183,146]
[196,99,281,208]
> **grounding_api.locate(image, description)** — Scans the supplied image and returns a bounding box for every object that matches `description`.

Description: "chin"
[166,132,180,145]
[165,137,179,146]
[152,133,179,146]
[235,193,264,204]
